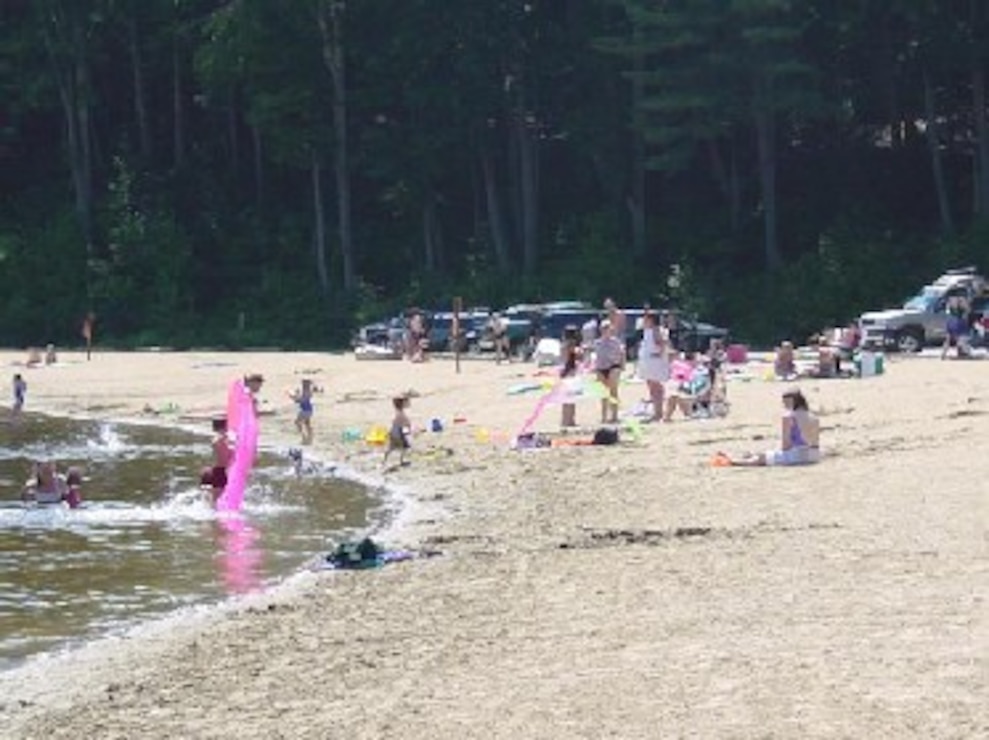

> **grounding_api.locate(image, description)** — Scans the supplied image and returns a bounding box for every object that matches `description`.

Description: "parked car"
[536,308,602,343]
[858,267,987,352]
[351,316,404,350]
[424,312,460,353]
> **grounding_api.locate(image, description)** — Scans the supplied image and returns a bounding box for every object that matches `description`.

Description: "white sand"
[0,349,985,739]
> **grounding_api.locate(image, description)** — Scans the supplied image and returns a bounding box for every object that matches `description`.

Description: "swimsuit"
[766,413,819,466]
[297,397,314,418]
[388,421,410,450]
[210,465,228,489]
[594,337,625,378]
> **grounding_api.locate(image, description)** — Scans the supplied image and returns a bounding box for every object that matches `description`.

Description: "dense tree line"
[3,0,989,348]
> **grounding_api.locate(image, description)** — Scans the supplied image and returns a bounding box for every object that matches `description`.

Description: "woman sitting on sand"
[719,388,820,467]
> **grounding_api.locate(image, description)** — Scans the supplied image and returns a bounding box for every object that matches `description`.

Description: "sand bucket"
[365,426,389,445]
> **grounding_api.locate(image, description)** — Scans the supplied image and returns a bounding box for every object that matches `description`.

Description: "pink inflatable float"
[216,379,258,512]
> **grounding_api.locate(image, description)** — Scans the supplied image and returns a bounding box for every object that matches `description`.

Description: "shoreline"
[1,349,986,738]
[0,355,424,703]
[0,373,422,674]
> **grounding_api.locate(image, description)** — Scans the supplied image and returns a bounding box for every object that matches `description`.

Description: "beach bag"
[330,537,382,569]
[592,427,619,446]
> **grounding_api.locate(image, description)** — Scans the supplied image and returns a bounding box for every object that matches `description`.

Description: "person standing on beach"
[12,373,27,419]
[81,312,95,360]
[603,298,627,342]
[560,333,581,427]
[594,321,625,424]
[408,312,426,363]
[637,311,671,422]
[384,396,412,467]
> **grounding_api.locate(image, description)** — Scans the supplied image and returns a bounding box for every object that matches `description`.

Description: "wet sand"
[0,348,985,739]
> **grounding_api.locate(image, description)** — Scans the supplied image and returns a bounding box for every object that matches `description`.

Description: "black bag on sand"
[329,537,382,569]
[592,427,619,446]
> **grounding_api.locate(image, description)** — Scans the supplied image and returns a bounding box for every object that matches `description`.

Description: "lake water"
[0,414,380,671]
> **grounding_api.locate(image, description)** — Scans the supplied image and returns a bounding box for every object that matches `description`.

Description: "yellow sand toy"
[365,426,389,446]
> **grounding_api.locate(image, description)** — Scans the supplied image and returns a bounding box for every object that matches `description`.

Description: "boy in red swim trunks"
[204,417,233,504]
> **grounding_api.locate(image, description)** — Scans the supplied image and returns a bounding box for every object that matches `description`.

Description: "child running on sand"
[289,378,316,445]
[383,396,412,467]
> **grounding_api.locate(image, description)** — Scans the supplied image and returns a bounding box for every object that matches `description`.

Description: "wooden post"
[453,296,463,374]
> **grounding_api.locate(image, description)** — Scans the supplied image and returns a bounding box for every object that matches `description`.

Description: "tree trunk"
[252,124,263,209]
[974,64,989,217]
[507,112,524,250]
[311,153,330,295]
[879,12,902,147]
[754,106,781,270]
[629,22,646,257]
[227,92,239,180]
[422,194,438,273]
[729,140,742,234]
[479,144,511,272]
[318,0,356,292]
[516,112,539,276]
[128,15,151,161]
[172,34,185,169]
[43,10,94,261]
[76,38,93,244]
[707,138,741,233]
[923,69,955,237]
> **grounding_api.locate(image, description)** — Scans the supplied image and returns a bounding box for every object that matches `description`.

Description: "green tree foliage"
[2,0,989,348]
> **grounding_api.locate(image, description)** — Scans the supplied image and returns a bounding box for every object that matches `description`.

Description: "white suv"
[858,267,986,352]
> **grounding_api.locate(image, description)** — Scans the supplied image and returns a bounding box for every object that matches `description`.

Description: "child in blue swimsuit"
[290,379,316,445]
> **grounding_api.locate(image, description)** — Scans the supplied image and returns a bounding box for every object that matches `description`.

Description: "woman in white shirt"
[636,311,671,421]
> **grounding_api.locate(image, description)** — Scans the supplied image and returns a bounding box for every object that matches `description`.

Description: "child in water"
[22,460,68,505]
[64,467,83,508]
[289,378,316,445]
[12,373,26,418]
[383,396,412,467]
[201,417,233,505]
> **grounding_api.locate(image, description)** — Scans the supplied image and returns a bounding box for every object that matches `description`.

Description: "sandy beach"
[0,348,985,739]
